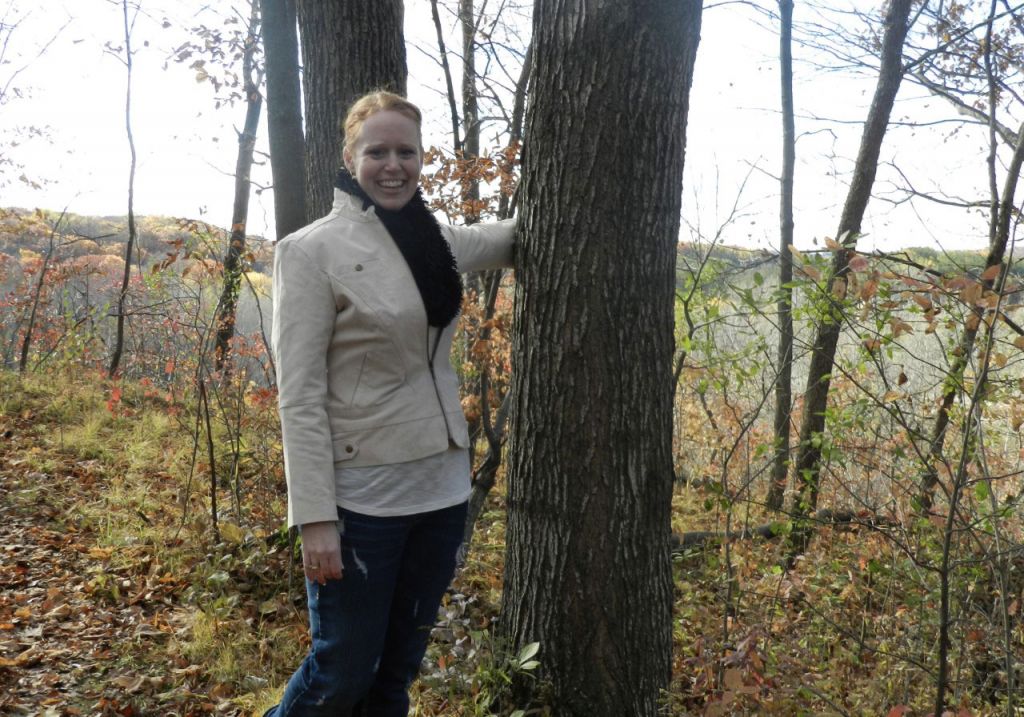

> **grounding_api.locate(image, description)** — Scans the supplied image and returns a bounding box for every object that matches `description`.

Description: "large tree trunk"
[791,0,914,526]
[767,0,795,512]
[501,2,702,714]
[295,0,406,220]
[260,0,306,239]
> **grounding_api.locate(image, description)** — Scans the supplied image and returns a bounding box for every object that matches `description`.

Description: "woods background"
[3,0,1024,716]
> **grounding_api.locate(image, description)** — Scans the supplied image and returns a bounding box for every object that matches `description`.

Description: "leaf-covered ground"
[1,370,1017,716]
[0,374,301,716]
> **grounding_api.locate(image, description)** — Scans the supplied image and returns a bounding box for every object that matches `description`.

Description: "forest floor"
[0,371,514,716]
[0,369,1013,716]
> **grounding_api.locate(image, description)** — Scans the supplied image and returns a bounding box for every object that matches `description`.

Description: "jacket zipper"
[427,326,454,443]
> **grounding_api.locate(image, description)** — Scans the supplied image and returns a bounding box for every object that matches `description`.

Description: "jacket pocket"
[348,350,409,408]
[331,434,360,463]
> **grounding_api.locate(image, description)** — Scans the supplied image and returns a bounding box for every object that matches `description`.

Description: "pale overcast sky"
[1,0,999,252]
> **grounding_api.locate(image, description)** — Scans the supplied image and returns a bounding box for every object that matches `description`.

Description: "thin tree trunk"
[108,0,137,379]
[460,0,480,224]
[430,0,462,153]
[790,0,914,536]
[768,0,796,512]
[501,2,702,714]
[261,0,306,239]
[20,209,68,373]
[295,0,406,220]
[933,7,1024,713]
[917,5,1024,513]
[215,2,263,372]
[461,39,532,552]
[200,379,221,544]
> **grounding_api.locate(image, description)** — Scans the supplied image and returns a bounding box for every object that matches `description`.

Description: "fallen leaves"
[0,439,211,713]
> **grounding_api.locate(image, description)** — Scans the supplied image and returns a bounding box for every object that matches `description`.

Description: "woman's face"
[344,110,423,211]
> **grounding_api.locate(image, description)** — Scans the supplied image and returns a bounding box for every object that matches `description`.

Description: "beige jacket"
[272,190,514,528]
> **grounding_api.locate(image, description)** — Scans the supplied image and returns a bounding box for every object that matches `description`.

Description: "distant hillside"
[0,207,273,272]
[0,207,998,285]
[675,241,1004,292]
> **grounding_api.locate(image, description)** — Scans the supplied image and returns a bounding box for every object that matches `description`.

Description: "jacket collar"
[331,188,377,221]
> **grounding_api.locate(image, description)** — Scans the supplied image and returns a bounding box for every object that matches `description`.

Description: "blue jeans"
[264,501,467,717]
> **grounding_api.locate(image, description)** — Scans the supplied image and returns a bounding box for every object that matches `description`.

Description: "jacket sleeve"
[443,218,515,273]
[272,239,339,528]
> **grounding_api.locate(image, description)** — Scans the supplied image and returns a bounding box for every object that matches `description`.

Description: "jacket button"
[345,444,355,453]
[354,264,363,271]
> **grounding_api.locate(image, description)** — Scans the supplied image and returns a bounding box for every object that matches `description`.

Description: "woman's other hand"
[301,521,343,584]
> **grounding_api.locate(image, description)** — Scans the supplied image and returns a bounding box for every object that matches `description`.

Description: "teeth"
[378,180,404,188]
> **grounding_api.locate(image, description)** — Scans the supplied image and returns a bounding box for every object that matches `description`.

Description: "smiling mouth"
[377,179,405,189]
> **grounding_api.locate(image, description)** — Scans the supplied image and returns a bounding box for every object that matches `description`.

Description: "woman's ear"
[342,146,354,173]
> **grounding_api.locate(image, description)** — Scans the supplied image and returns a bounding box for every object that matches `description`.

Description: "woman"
[265,91,514,716]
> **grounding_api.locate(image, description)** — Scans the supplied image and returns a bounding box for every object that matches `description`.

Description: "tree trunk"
[767,0,796,512]
[917,127,1024,512]
[430,0,462,152]
[295,0,406,220]
[459,0,480,224]
[791,0,914,528]
[108,0,137,380]
[501,2,702,714]
[461,39,532,553]
[260,0,306,239]
[214,2,262,372]
[20,210,68,373]
[917,2,1024,514]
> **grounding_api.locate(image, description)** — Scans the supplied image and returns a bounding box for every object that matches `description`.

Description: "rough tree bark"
[767,0,796,512]
[295,0,406,220]
[459,0,481,224]
[215,1,262,372]
[501,2,702,714]
[260,0,306,239]
[791,0,914,527]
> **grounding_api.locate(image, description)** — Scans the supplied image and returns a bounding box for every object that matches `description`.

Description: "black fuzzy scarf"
[335,167,463,328]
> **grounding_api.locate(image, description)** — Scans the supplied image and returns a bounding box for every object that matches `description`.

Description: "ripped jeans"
[264,501,467,717]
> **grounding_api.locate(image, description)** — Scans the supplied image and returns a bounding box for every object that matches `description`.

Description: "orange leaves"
[832,276,848,300]
[889,317,914,338]
[461,394,482,425]
[421,142,520,223]
[980,263,1003,282]
[911,292,934,311]
[849,254,870,272]
[105,385,122,414]
[860,277,879,301]
[881,389,907,403]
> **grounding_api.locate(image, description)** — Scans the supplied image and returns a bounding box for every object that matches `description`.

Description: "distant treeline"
[0,207,273,273]
[0,207,1002,285]
[675,240,1010,290]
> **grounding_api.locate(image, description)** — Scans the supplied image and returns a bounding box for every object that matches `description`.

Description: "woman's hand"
[300,521,343,584]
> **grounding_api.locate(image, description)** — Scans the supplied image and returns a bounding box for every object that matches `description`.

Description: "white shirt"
[333,445,471,516]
